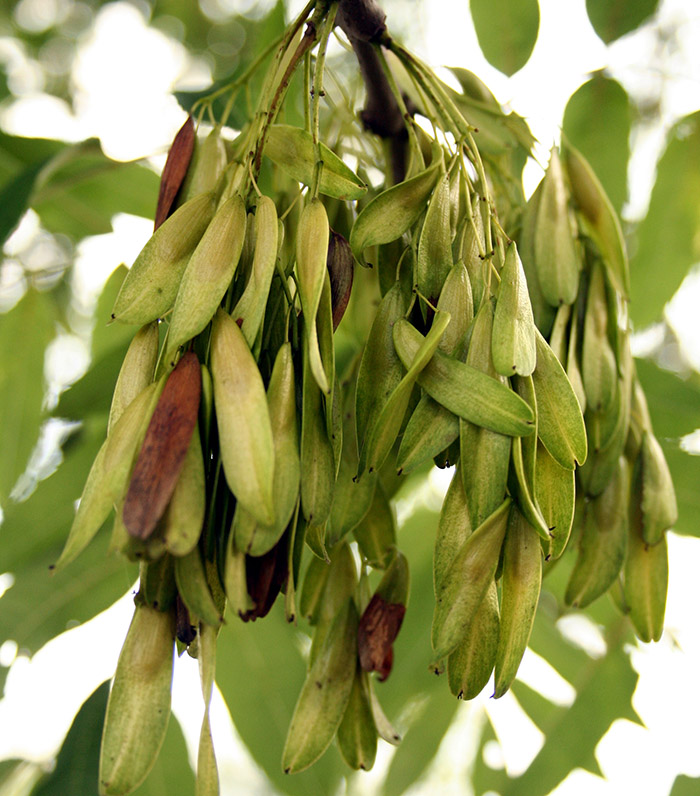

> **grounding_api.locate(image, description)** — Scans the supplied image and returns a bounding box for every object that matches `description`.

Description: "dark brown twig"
[337,0,408,183]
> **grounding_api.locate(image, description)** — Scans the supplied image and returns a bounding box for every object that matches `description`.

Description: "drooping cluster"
[53,4,676,793]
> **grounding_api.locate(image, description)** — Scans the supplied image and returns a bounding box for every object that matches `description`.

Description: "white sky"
[1,1,700,795]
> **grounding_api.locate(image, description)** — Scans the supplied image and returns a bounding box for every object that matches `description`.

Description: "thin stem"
[310,2,338,197]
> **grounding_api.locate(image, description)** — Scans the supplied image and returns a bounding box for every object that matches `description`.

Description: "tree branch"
[337,0,408,183]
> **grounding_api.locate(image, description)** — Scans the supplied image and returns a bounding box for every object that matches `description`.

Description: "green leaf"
[381,691,459,796]
[586,0,659,44]
[1,416,106,573]
[0,160,49,245]
[476,620,639,796]
[562,73,631,213]
[0,290,56,504]
[0,416,137,695]
[215,604,345,796]
[30,682,109,796]
[55,346,129,421]
[0,133,64,185]
[635,358,700,537]
[629,111,700,327]
[670,775,700,796]
[505,632,638,795]
[469,0,540,76]
[29,681,195,796]
[33,139,159,240]
[0,525,136,680]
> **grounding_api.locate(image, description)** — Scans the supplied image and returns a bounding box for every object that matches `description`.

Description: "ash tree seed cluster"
[52,0,677,792]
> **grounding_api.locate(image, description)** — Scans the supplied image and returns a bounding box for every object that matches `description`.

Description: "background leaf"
[0,415,138,694]
[469,0,540,76]
[562,73,631,214]
[33,139,159,240]
[215,604,345,796]
[0,289,56,504]
[585,0,660,44]
[474,623,639,796]
[636,358,700,537]
[629,111,700,328]
[29,680,195,796]
[670,774,700,796]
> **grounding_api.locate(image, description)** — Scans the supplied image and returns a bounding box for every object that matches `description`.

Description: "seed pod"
[211,309,275,526]
[461,194,487,314]
[162,423,205,558]
[359,310,451,477]
[518,180,555,336]
[640,431,677,545]
[179,126,228,204]
[155,115,195,230]
[108,322,158,434]
[355,282,409,456]
[263,342,302,552]
[281,599,359,774]
[223,537,254,618]
[349,159,441,260]
[460,301,511,529]
[492,241,536,377]
[436,261,473,355]
[535,442,575,559]
[300,319,336,527]
[241,534,289,622]
[415,173,453,302]
[368,681,401,745]
[563,142,630,298]
[174,545,224,627]
[299,554,332,626]
[326,230,354,331]
[358,550,409,681]
[433,466,471,594]
[624,493,668,643]
[447,581,499,700]
[264,124,367,200]
[123,352,201,541]
[352,483,396,569]
[392,321,535,437]
[565,457,629,608]
[297,198,331,394]
[582,263,616,414]
[493,509,542,698]
[535,147,579,307]
[307,543,357,666]
[431,498,510,663]
[196,622,219,796]
[54,380,163,571]
[232,195,279,346]
[164,194,247,366]
[336,669,378,771]
[138,554,177,613]
[111,192,216,325]
[327,368,377,547]
[99,604,175,795]
[397,393,459,475]
[531,330,588,469]
[566,302,587,415]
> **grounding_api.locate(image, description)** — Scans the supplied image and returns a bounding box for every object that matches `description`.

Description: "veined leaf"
[563,73,631,213]
[0,290,56,504]
[470,0,540,76]
[629,111,700,327]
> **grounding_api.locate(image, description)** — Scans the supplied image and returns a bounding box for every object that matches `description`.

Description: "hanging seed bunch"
[52,1,676,791]
[519,143,677,642]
